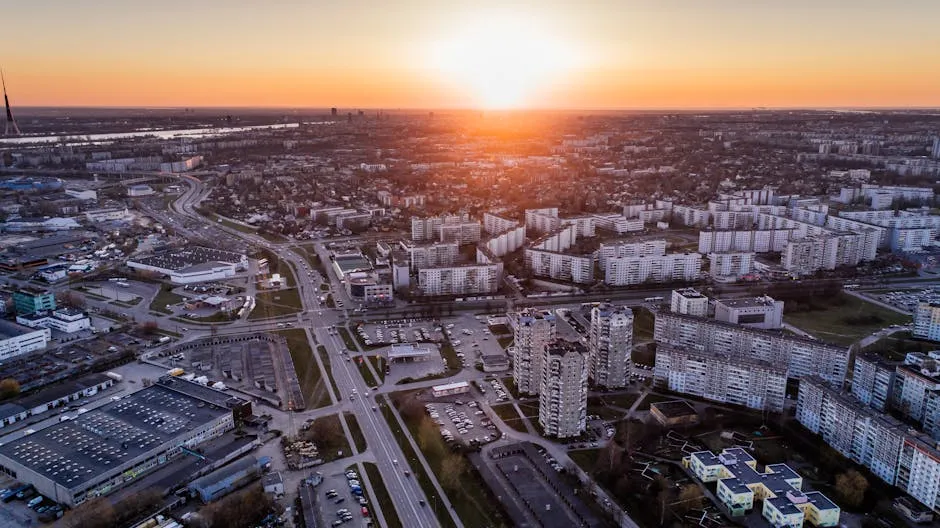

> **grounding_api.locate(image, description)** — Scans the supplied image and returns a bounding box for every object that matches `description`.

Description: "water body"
[0,122,311,145]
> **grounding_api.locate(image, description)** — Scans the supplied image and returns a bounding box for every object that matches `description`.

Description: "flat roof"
[128,246,244,272]
[650,399,697,418]
[0,383,232,490]
[432,381,469,392]
[715,296,778,309]
[0,319,41,340]
[388,344,431,359]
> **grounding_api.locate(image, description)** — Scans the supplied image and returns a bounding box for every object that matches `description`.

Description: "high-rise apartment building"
[416,263,501,296]
[588,304,633,388]
[605,253,702,286]
[670,288,709,317]
[653,309,849,384]
[851,353,897,412]
[892,362,940,425]
[538,340,588,438]
[914,302,940,342]
[399,241,459,272]
[509,309,556,395]
[707,252,755,278]
[654,345,786,411]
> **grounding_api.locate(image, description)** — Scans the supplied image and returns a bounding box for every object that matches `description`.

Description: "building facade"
[670,288,709,317]
[588,304,633,388]
[713,296,784,330]
[509,309,556,395]
[538,340,588,438]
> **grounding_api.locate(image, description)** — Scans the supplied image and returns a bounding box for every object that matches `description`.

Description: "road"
[171,174,446,528]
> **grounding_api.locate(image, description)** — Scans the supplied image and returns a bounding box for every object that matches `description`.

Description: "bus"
[644,296,664,302]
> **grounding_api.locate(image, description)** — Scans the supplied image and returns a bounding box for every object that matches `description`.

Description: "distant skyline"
[4,0,940,109]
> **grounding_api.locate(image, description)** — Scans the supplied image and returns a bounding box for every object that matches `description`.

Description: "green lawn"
[248,288,303,320]
[303,413,350,462]
[338,327,359,351]
[863,331,937,362]
[279,329,331,409]
[357,357,379,388]
[367,354,387,382]
[149,288,184,314]
[212,214,259,234]
[568,448,602,473]
[317,345,340,399]
[589,392,640,410]
[501,377,520,399]
[783,293,911,346]
[344,412,367,453]
[363,462,403,528]
[491,403,529,432]
[378,399,456,528]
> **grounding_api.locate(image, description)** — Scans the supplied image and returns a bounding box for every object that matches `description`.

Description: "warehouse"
[0,377,246,507]
[188,456,264,503]
[126,246,248,285]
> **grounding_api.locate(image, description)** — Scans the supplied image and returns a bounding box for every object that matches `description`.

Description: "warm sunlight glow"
[430,15,579,109]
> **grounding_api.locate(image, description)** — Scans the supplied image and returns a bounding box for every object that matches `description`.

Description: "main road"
[171,174,445,528]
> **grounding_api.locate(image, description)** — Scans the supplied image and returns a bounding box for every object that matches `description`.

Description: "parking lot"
[0,475,65,526]
[865,287,939,314]
[424,398,501,448]
[314,467,374,527]
[355,320,443,347]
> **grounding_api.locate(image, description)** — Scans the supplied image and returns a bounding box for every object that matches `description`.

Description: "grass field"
[363,462,403,528]
[279,329,331,409]
[338,327,359,351]
[248,288,303,320]
[783,293,911,345]
[491,403,529,432]
[635,392,678,411]
[317,345,340,398]
[863,331,937,362]
[367,355,387,382]
[212,214,258,234]
[303,413,350,462]
[357,357,379,388]
[149,288,184,314]
[344,412,367,453]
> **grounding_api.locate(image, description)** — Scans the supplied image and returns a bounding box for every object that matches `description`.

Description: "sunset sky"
[3,0,939,109]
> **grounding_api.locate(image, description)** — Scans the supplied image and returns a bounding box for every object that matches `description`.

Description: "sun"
[430,15,578,109]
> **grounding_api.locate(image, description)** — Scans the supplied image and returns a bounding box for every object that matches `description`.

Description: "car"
[334,498,345,504]
[403,470,410,477]
[332,521,344,527]
[419,499,426,507]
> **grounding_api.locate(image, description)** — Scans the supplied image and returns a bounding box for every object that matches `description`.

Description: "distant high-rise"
[331,107,338,117]
[588,304,633,388]
[932,136,940,159]
[509,309,556,395]
[2,70,21,136]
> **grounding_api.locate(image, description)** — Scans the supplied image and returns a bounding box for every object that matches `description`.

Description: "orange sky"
[4,1,940,109]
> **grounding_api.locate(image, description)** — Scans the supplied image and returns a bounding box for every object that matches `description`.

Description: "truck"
[157,336,171,344]
[167,368,185,377]
[105,372,123,382]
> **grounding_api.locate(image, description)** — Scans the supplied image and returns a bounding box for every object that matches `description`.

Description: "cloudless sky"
[3,0,939,108]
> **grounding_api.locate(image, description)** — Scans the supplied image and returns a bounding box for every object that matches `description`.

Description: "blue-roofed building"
[685,448,840,527]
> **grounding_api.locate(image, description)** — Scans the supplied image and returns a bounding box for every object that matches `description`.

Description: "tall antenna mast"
[2,69,22,136]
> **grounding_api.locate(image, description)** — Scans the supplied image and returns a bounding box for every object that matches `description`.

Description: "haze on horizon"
[4,0,940,110]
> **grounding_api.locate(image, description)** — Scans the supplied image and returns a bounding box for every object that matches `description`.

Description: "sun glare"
[431,16,578,109]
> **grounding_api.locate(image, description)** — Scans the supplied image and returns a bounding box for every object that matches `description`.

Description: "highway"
[171,174,444,528]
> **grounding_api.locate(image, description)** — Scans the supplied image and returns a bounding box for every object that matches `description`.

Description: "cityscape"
[2,2,940,528]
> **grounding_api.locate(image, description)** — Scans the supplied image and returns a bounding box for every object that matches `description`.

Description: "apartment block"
[913,302,940,342]
[482,212,520,235]
[596,239,666,270]
[524,249,594,284]
[670,288,709,317]
[525,208,561,234]
[672,205,711,228]
[415,263,501,296]
[509,309,557,396]
[591,213,643,234]
[400,241,459,272]
[892,362,940,424]
[653,309,849,384]
[713,296,783,330]
[708,252,755,279]
[851,352,897,412]
[538,340,589,438]
[653,345,786,411]
[588,304,633,388]
[483,225,526,257]
[605,253,702,286]
[698,228,793,254]
[410,213,471,242]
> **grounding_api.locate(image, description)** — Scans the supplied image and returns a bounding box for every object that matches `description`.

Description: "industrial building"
[713,296,784,330]
[0,319,51,361]
[13,287,56,315]
[0,373,113,430]
[0,377,249,507]
[127,246,247,285]
[686,448,840,527]
[16,307,92,334]
[188,456,264,503]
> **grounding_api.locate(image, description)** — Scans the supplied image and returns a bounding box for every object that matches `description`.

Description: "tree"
[139,321,159,335]
[60,498,116,528]
[834,469,869,509]
[674,484,704,515]
[58,290,87,309]
[0,378,20,400]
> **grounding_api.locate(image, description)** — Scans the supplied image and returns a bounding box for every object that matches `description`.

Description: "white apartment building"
[591,213,643,234]
[561,216,596,238]
[653,346,786,412]
[672,205,711,228]
[483,226,526,257]
[797,376,906,486]
[588,304,633,388]
[400,241,459,271]
[438,222,482,245]
[782,237,838,276]
[892,363,940,425]
[713,296,784,330]
[596,239,667,270]
[653,310,849,384]
[483,212,520,235]
[852,353,896,412]
[510,309,556,396]
[416,263,501,296]
[525,208,561,234]
[530,225,578,253]
[0,321,51,361]
[698,229,792,254]
[670,288,709,317]
[410,213,471,242]
[913,302,940,342]
[605,253,702,286]
[525,249,594,284]
[539,340,589,438]
[897,436,940,512]
[711,210,755,230]
[708,252,755,279]
[890,228,935,253]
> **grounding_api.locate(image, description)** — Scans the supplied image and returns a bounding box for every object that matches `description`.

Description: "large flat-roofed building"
[713,296,784,330]
[127,246,247,285]
[0,377,247,507]
[0,320,51,361]
[13,287,56,315]
[670,288,709,317]
[16,307,92,334]
[686,448,840,527]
